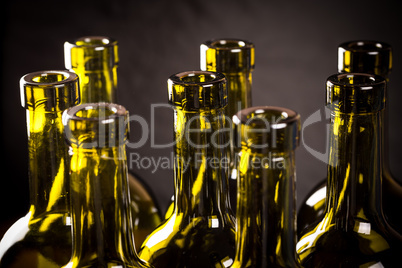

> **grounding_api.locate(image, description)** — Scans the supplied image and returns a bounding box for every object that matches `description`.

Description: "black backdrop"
[1,0,402,228]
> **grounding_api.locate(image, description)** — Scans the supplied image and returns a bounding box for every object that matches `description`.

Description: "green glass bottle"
[202,38,255,214]
[164,39,255,219]
[296,73,402,267]
[231,106,301,268]
[297,40,402,237]
[0,70,80,267]
[139,71,236,268]
[64,36,162,248]
[62,102,152,268]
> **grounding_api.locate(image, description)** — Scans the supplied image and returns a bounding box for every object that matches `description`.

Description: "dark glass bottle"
[296,73,402,267]
[201,38,255,215]
[297,40,402,237]
[163,39,255,218]
[231,106,302,268]
[139,71,236,268]
[62,102,152,268]
[64,36,162,248]
[0,71,80,267]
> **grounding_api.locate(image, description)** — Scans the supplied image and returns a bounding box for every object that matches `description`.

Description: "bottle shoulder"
[139,214,235,268]
[297,214,402,267]
[0,211,71,267]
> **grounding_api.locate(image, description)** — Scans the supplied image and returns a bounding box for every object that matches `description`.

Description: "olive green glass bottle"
[0,71,80,267]
[201,38,255,213]
[164,39,255,218]
[139,71,236,268]
[296,73,402,267]
[231,106,301,268]
[297,40,402,237]
[62,102,152,268]
[64,36,162,248]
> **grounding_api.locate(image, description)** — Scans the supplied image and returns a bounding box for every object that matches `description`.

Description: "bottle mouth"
[20,70,80,111]
[22,70,77,86]
[170,70,226,85]
[64,36,118,70]
[207,39,254,50]
[339,40,391,52]
[338,40,392,76]
[200,38,255,73]
[168,71,227,111]
[70,36,117,47]
[326,73,386,114]
[63,103,129,148]
[233,106,300,152]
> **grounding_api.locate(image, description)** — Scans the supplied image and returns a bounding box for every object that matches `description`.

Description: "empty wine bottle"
[297,40,402,237]
[163,39,255,218]
[296,73,402,267]
[62,102,152,268]
[139,71,236,268]
[231,106,302,268]
[64,36,161,248]
[0,71,80,267]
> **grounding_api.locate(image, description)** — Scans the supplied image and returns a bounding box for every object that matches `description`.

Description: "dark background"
[1,0,402,229]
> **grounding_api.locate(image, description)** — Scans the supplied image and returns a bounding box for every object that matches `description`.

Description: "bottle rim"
[233,106,299,128]
[326,73,386,114]
[169,70,226,85]
[21,70,78,87]
[202,38,254,50]
[64,102,128,122]
[338,40,391,53]
[168,70,228,110]
[63,102,129,148]
[65,36,118,48]
[232,106,300,151]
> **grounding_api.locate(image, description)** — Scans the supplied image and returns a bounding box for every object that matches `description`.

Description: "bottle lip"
[337,40,392,76]
[202,38,255,50]
[232,106,300,151]
[64,102,128,122]
[64,36,118,70]
[338,40,391,52]
[21,70,78,87]
[168,71,227,110]
[20,70,80,111]
[233,106,299,128]
[63,102,129,148]
[65,36,118,48]
[327,73,386,89]
[169,70,226,85]
[200,39,255,73]
[326,73,386,114]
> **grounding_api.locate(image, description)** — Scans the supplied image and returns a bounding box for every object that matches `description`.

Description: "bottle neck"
[72,66,117,103]
[172,107,232,222]
[234,149,298,267]
[69,145,138,265]
[26,109,69,220]
[325,110,384,223]
[220,72,252,118]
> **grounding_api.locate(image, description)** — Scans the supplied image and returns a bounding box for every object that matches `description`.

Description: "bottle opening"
[210,39,247,49]
[74,36,114,47]
[332,73,380,87]
[342,40,390,51]
[63,103,129,148]
[233,106,300,152]
[31,73,68,83]
[74,105,118,119]
[179,72,218,83]
[235,106,297,128]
